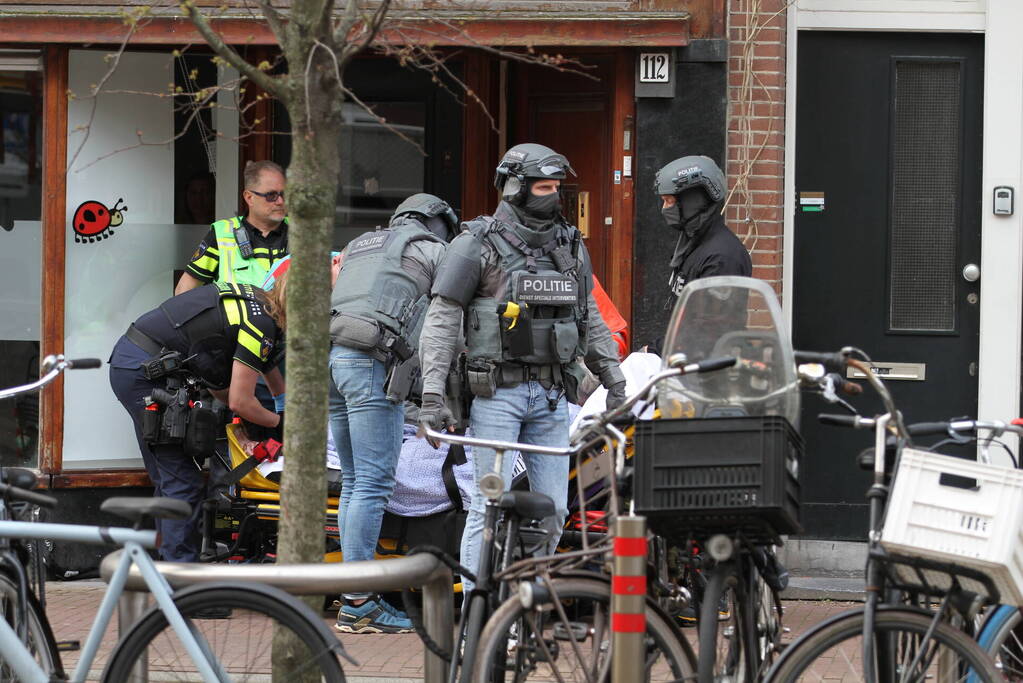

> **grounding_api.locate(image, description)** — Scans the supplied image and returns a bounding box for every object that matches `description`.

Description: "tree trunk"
[271,27,343,680]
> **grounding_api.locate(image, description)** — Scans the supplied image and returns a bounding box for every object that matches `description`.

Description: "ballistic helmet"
[390,193,459,242]
[654,156,726,203]
[494,143,576,205]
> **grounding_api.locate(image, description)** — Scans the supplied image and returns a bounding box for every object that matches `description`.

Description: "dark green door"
[793,32,984,538]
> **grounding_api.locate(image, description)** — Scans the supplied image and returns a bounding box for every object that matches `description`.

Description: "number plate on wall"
[636,50,674,98]
[639,53,671,82]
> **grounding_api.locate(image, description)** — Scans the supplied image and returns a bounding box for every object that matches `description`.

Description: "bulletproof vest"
[211,217,287,287]
[329,221,443,354]
[464,217,589,367]
[158,282,273,389]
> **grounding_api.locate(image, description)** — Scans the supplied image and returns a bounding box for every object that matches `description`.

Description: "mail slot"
[847,362,926,381]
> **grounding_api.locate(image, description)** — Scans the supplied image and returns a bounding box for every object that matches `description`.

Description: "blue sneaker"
[335,598,414,634]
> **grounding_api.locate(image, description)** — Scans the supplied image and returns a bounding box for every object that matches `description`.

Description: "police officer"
[417,144,627,593]
[329,193,458,634]
[175,160,289,294]
[655,155,751,296]
[109,281,286,562]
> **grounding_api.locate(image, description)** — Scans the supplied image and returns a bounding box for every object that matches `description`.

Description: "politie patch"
[260,337,273,362]
[191,242,207,262]
[512,272,577,305]
[345,230,394,259]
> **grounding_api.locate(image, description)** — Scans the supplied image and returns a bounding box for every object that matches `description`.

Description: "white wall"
[977,0,1023,439]
[796,0,984,31]
[65,50,207,469]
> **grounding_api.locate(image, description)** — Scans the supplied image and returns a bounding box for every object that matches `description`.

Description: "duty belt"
[495,363,561,389]
[125,324,165,356]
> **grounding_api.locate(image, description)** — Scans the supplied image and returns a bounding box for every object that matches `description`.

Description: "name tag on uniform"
[346,231,393,259]
[513,272,578,305]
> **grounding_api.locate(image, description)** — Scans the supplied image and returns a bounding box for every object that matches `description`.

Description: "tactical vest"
[211,217,287,287]
[329,221,443,360]
[159,282,279,389]
[464,217,589,368]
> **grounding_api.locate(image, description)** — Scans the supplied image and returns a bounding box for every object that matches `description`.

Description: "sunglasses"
[249,189,285,203]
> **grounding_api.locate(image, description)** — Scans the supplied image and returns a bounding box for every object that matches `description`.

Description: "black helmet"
[494,143,576,205]
[653,156,726,203]
[390,193,459,241]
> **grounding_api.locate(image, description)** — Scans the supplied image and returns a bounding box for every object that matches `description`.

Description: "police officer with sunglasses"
[176,160,290,294]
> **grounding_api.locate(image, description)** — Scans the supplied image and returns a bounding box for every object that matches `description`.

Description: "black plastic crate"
[633,415,803,543]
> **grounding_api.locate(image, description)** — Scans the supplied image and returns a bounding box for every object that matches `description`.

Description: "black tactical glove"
[605,382,628,410]
[418,393,455,448]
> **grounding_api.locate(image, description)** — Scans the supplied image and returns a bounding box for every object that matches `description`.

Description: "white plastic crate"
[880,448,1023,606]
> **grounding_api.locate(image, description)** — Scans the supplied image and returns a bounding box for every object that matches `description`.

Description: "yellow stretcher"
[201,424,456,565]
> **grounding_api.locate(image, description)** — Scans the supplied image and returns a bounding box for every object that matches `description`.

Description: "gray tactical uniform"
[420,201,623,398]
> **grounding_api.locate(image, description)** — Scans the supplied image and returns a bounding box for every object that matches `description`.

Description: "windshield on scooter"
[657,276,799,426]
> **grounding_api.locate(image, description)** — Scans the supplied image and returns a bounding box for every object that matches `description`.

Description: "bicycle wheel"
[977,604,1023,680]
[472,577,696,683]
[698,562,750,683]
[0,570,63,680]
[102,582,345,682]
[766,606,1001,682]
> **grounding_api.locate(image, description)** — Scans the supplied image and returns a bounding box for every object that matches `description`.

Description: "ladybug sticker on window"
[71,198,127,244]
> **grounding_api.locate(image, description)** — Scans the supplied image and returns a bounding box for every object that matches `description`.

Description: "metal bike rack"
[101,551,454,683]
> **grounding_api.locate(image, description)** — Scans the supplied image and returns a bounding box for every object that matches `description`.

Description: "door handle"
[962,263,980,282]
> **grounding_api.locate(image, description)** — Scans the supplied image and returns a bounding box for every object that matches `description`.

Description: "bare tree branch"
[339,0,391,64]
[66,14,143,172]
[179,0,284,99]
[332,0,360,47]
[255,0,289,46]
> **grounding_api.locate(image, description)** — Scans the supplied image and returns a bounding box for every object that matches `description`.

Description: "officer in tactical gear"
[176,160,289,294]
[328,193,458,635]
[108,281,286,563]
[417,143,627,593]
[654,155,751,296]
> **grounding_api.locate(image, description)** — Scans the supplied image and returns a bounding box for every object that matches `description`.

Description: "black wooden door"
[794,32,984,538]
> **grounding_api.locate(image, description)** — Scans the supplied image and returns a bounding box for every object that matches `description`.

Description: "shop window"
[271,57,463,250]
[63,50,238,469]
[0,56,43,467]
[274,101,426,248]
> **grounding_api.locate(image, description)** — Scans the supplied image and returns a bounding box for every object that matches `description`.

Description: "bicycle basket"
[633,415,803,543]
[880,448,1023,606]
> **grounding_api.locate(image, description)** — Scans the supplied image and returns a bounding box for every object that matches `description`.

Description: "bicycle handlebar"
[794,350,848,372]
[818,415,1023,439]
[0,354,102,401]
[423,355,738,454]
[0,482,57,509]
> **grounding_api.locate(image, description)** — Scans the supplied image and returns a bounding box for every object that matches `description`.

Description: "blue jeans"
[108,337,204,562]
[461,381,569,593]
[328,346,403,599]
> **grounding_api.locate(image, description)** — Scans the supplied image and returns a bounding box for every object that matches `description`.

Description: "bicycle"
[0,354,348,682]
[425,354,738,682]
[765,348,1003,682]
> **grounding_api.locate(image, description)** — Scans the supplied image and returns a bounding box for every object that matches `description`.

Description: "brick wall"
[726,0,787,296]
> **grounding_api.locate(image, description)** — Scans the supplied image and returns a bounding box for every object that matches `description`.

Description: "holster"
[446,355,471,430]
[384,356,421,404]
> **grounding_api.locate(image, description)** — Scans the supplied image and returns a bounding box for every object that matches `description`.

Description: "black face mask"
[523,191,561,221]
[661,204,682,231]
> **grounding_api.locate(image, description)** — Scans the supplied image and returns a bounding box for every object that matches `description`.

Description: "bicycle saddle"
[101,496,191,521]
[498,491,556,521]
[2,467,38,491]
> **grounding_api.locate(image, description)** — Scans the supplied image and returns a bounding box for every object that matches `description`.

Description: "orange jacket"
[591,276,628,359]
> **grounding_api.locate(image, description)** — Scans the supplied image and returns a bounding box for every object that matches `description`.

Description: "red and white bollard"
[612,515,647,683]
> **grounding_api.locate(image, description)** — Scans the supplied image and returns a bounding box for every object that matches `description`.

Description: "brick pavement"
[42,579,858,682]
